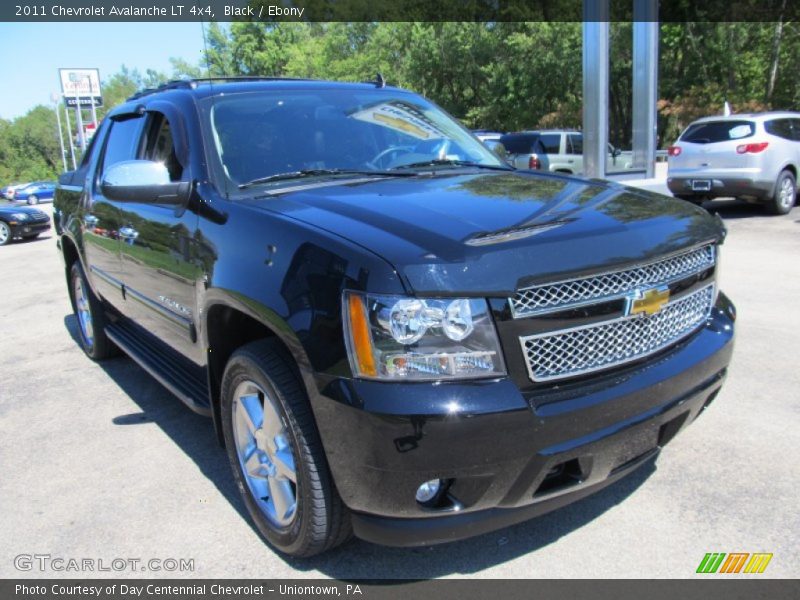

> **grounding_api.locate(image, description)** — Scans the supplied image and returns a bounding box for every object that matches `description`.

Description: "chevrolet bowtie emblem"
[626,286,671,317]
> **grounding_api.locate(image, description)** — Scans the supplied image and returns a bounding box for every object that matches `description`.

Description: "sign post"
[63,100,76,170]
[75,103,85,152]
[88,77,99,129]
[50,92,67,173]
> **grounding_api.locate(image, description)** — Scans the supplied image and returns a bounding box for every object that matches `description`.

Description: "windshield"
[204,88,505,192]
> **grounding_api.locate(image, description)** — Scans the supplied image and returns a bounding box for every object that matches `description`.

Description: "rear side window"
[680,120,755,144]
[499,134,539,154]
[536,133,562,154]
[765,119,794,140]
[567,134,583,155]
[101,117,146,172]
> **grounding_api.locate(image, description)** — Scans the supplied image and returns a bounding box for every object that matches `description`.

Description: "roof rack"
[125,76,314,101]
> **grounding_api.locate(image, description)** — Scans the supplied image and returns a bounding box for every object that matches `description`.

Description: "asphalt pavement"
[1,197,798,579]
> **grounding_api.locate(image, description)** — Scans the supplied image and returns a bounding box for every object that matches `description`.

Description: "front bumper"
[10,220,51,237]
[311,293,735,547]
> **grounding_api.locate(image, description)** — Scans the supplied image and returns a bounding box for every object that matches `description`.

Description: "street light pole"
[51,92,67,172]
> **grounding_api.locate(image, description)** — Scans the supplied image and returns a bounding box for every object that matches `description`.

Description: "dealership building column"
[632,0,659,177]
[582,0,609,179]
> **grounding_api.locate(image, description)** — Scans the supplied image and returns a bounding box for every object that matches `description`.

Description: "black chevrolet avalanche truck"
[54,78,736,557]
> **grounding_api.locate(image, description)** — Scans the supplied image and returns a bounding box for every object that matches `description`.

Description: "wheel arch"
[60,234,83,309]
[202,293,315,446]
[773,163,797,189]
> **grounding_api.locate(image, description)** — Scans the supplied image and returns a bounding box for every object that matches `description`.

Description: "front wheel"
[769,170,796,215]
[221,339,351,557]
[0,221,11,246]
[69,262,117,360]
[27,195,38,205]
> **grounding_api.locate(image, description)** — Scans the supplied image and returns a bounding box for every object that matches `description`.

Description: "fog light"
[415,479,442,504]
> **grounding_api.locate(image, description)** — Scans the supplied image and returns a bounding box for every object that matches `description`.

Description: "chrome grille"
[511,245,715,317]
[521,284,715,382]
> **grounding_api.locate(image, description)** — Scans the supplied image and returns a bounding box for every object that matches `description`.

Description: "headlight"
[11,213,28,221]
[344,292,506,381]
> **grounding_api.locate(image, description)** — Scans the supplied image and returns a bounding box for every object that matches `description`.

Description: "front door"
[118,110,203,364]
[83,115,147,310]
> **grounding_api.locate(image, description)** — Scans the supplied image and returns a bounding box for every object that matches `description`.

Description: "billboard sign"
[59,68,103,107]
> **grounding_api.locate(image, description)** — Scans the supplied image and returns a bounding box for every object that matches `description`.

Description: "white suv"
[667,112,800,214]
[499,130,632,175]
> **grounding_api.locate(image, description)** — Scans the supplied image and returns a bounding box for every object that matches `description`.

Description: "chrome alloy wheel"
[0,221,9,245]
[72,273,94,347]
[779,176,795,211]
[232,380,298,528]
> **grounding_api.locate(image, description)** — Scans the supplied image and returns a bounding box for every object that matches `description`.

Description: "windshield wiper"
[391,159,513,172]
[238,168,413,189]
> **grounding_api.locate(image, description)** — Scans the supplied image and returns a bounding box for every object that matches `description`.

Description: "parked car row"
[477,111,799,216]
[1,181,57,204]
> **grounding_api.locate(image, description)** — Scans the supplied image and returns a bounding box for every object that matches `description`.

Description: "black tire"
[69,261,117,360]
[221,339,351,557]
[27,195,38,205]
[768,170,796,215]
[0,221,11,246]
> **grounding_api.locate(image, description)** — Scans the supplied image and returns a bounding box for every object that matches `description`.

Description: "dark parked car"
[0,205,51,245]
[54,78,735,557]
[13,181,57,205]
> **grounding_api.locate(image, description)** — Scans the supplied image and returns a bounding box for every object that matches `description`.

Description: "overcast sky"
[0,22,208,120]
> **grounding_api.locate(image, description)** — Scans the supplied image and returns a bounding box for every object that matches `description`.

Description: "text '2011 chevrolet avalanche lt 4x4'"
[54,78,736,557]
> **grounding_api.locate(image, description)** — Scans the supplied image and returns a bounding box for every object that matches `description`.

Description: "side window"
[567,134,583,155]
[101,117,146,172]
[537,134,561,154]
[790,119,800,142]
[143,114,184,182]
[764,119,793,141]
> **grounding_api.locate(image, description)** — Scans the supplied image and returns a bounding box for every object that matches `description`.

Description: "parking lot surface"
[1,198,798,578]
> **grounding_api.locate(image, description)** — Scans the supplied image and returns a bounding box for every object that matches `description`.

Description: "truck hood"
[249,171,723,295]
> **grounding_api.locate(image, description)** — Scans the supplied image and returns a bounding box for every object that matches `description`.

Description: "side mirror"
[611,147,622,158]
[100,160,190,205]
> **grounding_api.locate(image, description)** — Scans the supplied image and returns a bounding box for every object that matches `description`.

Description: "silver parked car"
[667,112,800,214]
[499,130,632,174]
